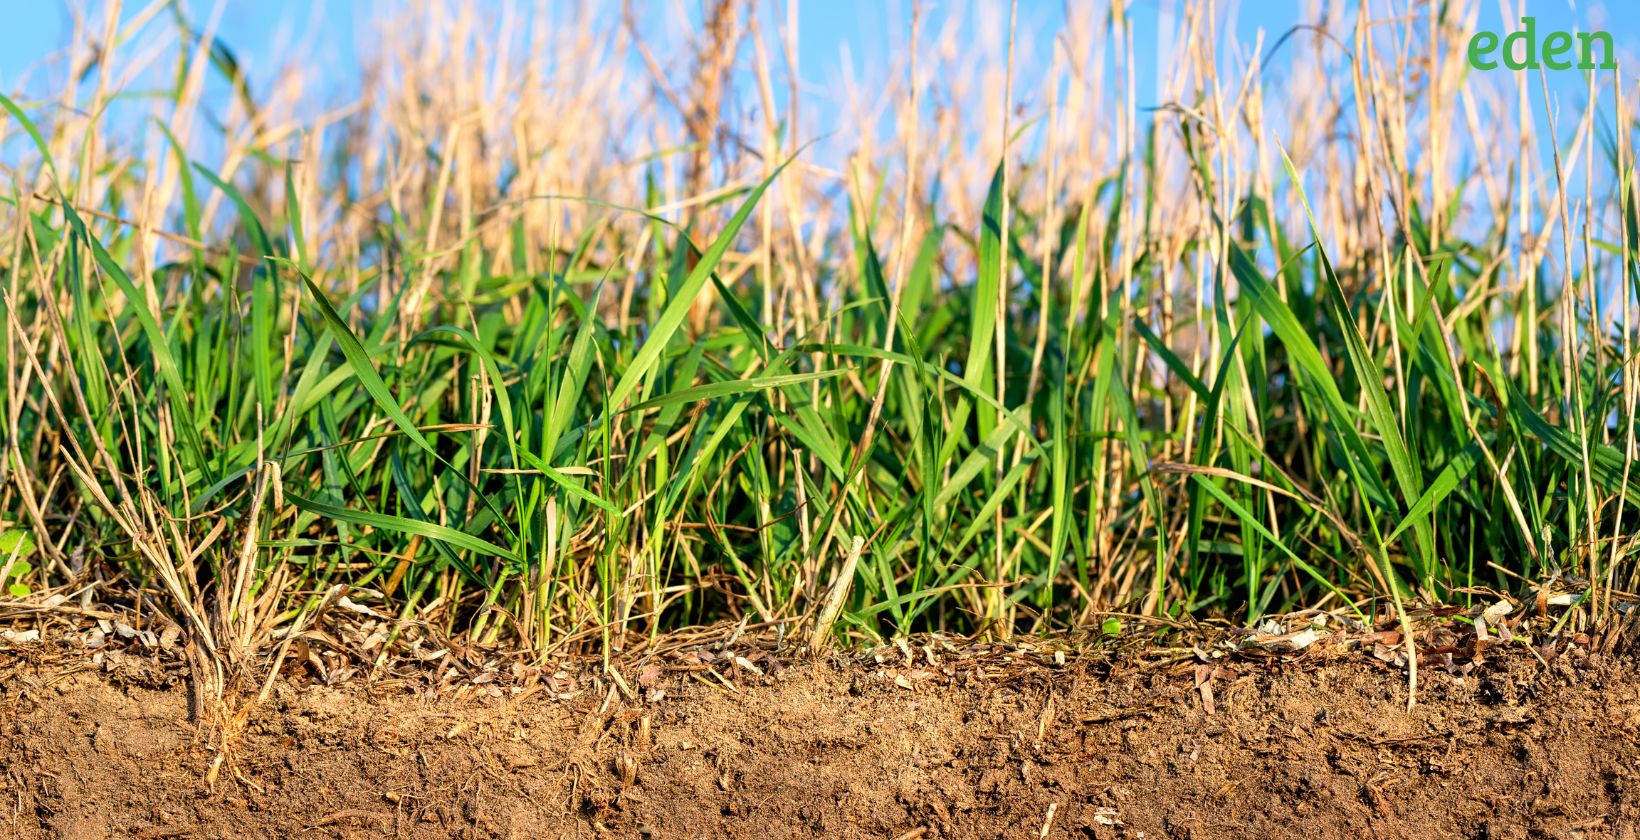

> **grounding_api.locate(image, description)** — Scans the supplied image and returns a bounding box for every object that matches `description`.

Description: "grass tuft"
[0,1,1636,671]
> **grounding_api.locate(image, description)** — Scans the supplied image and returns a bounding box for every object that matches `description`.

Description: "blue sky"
[3,1,1627,108]
[0,0,1631,190]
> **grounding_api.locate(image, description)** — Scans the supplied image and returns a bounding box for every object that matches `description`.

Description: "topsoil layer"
[2,640,1639,840]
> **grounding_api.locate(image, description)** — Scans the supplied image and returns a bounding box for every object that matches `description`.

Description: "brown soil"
[3,640,1639,840]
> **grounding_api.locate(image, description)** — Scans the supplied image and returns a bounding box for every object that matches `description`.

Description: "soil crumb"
[3,643,1638,839]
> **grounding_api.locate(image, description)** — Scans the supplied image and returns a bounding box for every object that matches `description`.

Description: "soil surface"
[3,638,1639,839]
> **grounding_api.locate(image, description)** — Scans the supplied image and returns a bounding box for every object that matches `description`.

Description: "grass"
[0,0,1636,678]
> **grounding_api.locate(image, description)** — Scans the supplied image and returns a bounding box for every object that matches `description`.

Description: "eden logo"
[1468,17,1616,70]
